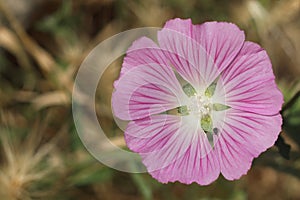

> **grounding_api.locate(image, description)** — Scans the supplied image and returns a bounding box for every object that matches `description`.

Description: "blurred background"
[0,0,299,199]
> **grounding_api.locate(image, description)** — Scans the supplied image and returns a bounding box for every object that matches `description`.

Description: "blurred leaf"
[256,150,300,180]
[131,173,153,200]
[274,135,291,160]
[130,163,153,200]
[69,166,113,186]
[67,156,113,186]
[282,90,300,147]
[36,0,78,44]
[230,189,247,200]
[70,123,84,151]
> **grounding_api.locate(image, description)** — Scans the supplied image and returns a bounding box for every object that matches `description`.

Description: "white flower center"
[188,95,212,117]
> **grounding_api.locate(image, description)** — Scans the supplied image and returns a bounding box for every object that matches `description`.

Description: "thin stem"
[281,90,300,114]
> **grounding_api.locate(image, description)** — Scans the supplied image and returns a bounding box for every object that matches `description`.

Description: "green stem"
[281,90,300,114]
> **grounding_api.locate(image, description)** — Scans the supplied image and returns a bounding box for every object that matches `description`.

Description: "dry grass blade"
[246,0,300,69]
[31,90,70,110]
[269,0,300,25]
[0,26,31,69]
[0,128,58,200]
[0,0,56,75]
[127,0,171,26]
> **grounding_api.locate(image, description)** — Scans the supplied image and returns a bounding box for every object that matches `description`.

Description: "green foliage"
[35,0,78,44]
[131,173,153,200]
[68,163,113,186]
[282,90,300,147]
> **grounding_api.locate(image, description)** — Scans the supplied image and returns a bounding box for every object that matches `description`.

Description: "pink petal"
[150,134,220,185]
[114,37,168,87]
[216,109,282,180]
[125,115,220,185]
[158,18,245,91]
[125,115,184,154]
[112,37,188,120]
[216,41,283,115]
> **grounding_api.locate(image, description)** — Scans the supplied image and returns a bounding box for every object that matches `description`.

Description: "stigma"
[188,95,212,118]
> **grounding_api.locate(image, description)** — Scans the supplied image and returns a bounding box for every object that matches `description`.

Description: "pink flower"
[112,18,283,185]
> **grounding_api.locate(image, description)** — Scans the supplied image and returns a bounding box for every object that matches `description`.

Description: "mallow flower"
[112,18,283,185]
